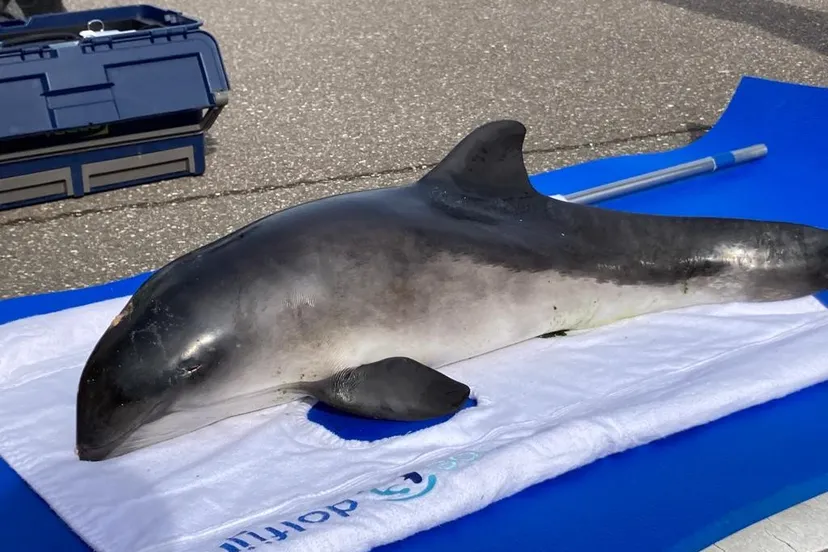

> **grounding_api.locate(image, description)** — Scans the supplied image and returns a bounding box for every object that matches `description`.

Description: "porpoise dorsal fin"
[418,120,538,200]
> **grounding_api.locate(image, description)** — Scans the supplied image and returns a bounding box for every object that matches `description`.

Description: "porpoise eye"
[175,340,226,385]
[172,357,215,387]
[174,332,225,382]
[179,363,203,378]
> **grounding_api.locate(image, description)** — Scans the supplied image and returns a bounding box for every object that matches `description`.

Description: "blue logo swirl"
[369,471,438,501]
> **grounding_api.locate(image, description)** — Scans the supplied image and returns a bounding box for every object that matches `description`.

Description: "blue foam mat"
[1,75,827,552]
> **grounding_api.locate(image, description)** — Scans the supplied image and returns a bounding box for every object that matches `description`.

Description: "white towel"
[1,294,827,552]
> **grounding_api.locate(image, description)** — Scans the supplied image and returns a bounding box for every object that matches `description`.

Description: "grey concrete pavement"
[0,0,826,298]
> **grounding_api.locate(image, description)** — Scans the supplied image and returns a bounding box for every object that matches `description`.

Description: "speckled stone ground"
[0,0,826,298]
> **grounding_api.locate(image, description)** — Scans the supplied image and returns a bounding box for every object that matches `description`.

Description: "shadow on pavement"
[655,0,827,56]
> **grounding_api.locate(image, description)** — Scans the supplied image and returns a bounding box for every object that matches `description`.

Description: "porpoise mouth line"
[77,398,167,461]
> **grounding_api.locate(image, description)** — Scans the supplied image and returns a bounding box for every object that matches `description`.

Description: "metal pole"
[559,144,768,205]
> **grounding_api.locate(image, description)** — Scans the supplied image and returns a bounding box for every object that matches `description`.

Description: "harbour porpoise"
[75,120,828,461]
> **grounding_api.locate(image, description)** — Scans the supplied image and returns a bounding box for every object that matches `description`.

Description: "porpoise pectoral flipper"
[296,357,471,421]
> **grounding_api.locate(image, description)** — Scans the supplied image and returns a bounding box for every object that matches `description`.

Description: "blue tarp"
[1,75,826,552]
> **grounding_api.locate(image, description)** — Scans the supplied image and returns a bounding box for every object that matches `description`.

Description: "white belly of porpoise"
[322,256,729,375]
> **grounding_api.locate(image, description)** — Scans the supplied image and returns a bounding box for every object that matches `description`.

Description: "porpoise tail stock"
[75,120,828,461]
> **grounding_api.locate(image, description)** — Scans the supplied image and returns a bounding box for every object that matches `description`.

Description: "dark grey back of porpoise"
[147,120,826,303]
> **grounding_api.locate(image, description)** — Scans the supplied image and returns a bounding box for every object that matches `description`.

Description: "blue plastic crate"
[0,4,230,210]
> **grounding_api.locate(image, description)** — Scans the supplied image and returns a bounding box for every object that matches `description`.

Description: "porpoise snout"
[75,388,166,461]
[75,355,167,462]
[76,441,120,462]
[75,387,133,462]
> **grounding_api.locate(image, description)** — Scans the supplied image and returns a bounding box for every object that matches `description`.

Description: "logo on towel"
[367,470,437,502]
[217,451,481,551]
